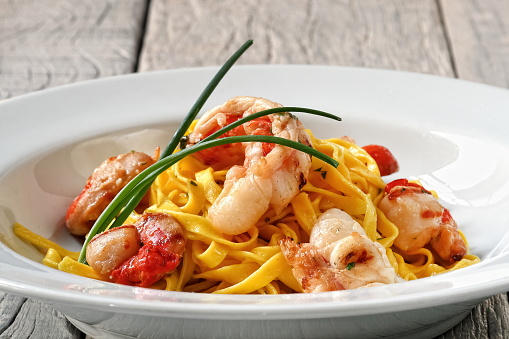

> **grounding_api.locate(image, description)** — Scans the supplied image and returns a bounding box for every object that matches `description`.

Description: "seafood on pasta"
[15,96,480,294]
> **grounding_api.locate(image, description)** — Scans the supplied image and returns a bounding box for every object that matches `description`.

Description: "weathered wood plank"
[0,0,508,338]
[138,0,453,77]
[0,0,148,337]
[0,293,25,333]
[0,0,148,99]
[138,1,508,338]
[440,0,509,87]
[436,294,509,339]
[437,0,509,337]
[0,297,82,339]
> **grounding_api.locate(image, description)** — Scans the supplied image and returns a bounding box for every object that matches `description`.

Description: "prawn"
[280,208,400,292]
[187,96,312,235]
[65,149,159,236]
[378,179,467,264]
[86,212,186,287]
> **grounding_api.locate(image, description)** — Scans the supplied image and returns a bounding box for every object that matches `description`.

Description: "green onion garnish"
[346,262,356,270]
[78,40,254,263]
[160,39,254,159]
[200,107,341,143]
[77,40,341,263]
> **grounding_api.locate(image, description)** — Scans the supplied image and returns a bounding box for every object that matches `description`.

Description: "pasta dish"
[14,95,480,295]
[12,40,480,295]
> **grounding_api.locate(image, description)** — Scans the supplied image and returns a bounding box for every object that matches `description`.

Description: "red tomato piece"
[362,144,399,176]
[384,178,432,195]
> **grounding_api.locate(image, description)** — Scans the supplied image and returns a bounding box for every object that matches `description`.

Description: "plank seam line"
[0,296,26,333]
[134,0,152,72]
[436,0,458,78]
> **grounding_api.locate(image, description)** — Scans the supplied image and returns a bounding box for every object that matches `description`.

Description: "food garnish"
[77,40,341,263]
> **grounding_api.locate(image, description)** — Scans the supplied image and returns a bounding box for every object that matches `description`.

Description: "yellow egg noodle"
[13,124,481,294]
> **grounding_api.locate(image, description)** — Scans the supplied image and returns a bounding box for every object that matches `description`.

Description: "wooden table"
[1,0,508,337]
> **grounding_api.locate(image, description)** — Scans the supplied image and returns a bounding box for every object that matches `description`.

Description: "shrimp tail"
[280,238,344,293]
[379,180,467,264]
[430,209,467,264]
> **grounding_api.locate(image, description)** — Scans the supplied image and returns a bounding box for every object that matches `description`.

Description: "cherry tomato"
[362,144,399,176]
[384,178,431,196]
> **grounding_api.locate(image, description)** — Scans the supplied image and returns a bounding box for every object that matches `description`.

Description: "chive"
[78,40,254,263]
[107,180,153,230]
[79,134,340,262]
[200,107,341,143]
[107,41,258,231]
[161,39,254,159]
[114,135,339,216]
[77,40,342,264]
[148,135,339,176]
[314,167,328,179]
[346,262,356,270]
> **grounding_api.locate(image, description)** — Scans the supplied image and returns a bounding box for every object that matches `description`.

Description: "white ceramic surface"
[1,66,509,339]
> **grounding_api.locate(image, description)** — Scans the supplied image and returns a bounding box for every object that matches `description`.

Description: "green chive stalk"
[77,40,341,263]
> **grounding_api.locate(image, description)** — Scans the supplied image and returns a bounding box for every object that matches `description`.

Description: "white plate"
[1,65,509,339]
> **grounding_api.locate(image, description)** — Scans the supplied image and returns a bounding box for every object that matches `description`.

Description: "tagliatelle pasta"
[10,41,482,294]
[15,124,480,294]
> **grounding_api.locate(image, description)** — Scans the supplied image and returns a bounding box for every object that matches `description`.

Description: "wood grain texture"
[440,0,509,87]
[437,0,509,336]
[0,295,81,339]
[0,0,508,338]
[0,0,148,337]
[138,0,453,77]
[0,0,147,99]
[0,293,24,333]
[437,294,509,339]
[137,1,508,338]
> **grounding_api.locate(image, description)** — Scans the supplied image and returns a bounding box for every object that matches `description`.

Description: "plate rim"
[1,64,509,319]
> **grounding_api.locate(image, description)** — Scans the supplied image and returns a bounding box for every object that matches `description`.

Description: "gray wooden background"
[1,0,508,337]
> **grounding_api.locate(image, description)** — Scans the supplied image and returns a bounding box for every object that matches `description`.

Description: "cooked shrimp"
[86,212,186,287]
[84,225,141,276]
[280,208,399,292]
[187,96,312,235]
[328,232,399,289]
[309,208,367,259]
[185,98,251,170]
[65,150,158,236]
[207,164,273,235]
[279,239,342,293]
[378,179,467,264]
